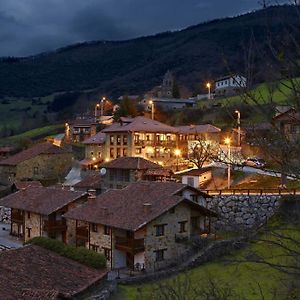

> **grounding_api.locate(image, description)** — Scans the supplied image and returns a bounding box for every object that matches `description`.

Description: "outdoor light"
[149,100,154,120]
[206,82,211,100]
[174,149,181,156]
[206,82,211,88]
[92,157,96,161]
[224,137,231,145]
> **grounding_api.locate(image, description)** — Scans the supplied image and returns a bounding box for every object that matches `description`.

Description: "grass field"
[113,216,300,300]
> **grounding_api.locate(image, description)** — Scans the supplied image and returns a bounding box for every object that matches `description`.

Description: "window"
[123,136,128,145]
[179,221,187,233]
[104,225,111,235]
[187,177,194,187]
[155,224,166,236]
[169,207,175,214]
[110,148,114,159]
[110,135,114,145]
[154,249,166,262]
[27,212,31,219]
[135,148,142,154]
[123,148,127,157]
[26,227,31,238]
[103,248,111,261]
[90,244,99,252]
[191,195,198,202]
[90,151,94,156]
[117,135,121,145]
[91,223,98,232]
[116,148,121,158]
[134,134,140,145]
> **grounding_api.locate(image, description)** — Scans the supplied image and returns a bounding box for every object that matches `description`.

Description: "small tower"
[160,70,174,98]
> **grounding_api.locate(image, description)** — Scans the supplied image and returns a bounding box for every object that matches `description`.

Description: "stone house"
[101,116,178,165]
[65,118,98,143]
[64,181,216,272]
[0,186,88,243]
[214,75,247,96]
[0,142,73,186]
[100,156,173,191]
[181,167,213,188]
[80,131,106,171]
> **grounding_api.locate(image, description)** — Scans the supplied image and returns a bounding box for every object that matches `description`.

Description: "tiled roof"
[102,116,177,133]
[64,181,215,231]
[180,167,212,176]
[0,186,87,215]
[83,132,106,144]
[0,245,107,300]
[101,157,162,170]
[74,174,102,190]
[12,181,43,190]
[176,124,221,134]
[143,168,173,177]
[0,143,71,166]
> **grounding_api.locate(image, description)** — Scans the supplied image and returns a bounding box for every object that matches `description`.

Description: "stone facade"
[207,195,281,231]
[0,152,73,186]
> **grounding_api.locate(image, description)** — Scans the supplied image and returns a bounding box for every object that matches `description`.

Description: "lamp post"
[149,100,154,120]
[206,82,211,100]
[174,149,181,172]
[235,110,241,147]
[101,96,106,117]
[224,138,231,189]
[95,103,100,121]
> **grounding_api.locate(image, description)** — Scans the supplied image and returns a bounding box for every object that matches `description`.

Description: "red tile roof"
[101,157,162,170]
[176,124,221,134]
[64,181,215,231]
[0,245,107,299]
[102,116,177,133]
[83,132,106,144]
[180,167,212,176]
[0,143,71,166]
[0,186,87,215]
[143,168,173,177]
[12,181,43,190]
[74,174,102,190]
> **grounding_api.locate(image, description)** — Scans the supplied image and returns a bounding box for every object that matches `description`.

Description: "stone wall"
[207,195,281,231]
[0,206,10,223]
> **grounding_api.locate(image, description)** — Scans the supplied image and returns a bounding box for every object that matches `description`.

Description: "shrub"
[27,237,106,269]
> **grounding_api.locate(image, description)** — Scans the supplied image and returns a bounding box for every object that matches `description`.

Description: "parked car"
[244,157,266,168]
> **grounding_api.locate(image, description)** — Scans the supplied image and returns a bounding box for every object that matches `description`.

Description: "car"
[244,157,266,168]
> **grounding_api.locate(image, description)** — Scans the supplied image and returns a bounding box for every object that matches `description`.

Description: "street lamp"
[174,149,181,171]
[95,103,100,121]
[235,110,241,147]
[101,97,106,117]
[206,82,211,100]
[224,138,231,189]
[149,100,154,120]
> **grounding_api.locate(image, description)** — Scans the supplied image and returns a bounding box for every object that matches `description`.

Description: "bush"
[27,237,106,269]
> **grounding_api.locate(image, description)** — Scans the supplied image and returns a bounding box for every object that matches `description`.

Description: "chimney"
[88,189,96,201]
[70,186,75,192]
[143,203,152,214]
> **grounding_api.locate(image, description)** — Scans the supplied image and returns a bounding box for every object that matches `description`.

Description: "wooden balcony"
[115,236,145,254]
[11,210,24,224]
[43,220,67,233]
[76,226,89,243]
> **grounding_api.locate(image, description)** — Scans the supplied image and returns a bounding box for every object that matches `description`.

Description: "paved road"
[0,223,22,249]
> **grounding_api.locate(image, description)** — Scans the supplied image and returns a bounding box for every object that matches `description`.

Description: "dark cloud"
[0,0,290,57]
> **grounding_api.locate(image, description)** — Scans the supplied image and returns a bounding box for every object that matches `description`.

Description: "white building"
[214,75,247,96]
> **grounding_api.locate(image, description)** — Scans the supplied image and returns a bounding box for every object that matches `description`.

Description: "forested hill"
[0,5,299,98]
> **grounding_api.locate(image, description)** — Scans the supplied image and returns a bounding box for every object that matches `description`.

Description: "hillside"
[0,5,299,99]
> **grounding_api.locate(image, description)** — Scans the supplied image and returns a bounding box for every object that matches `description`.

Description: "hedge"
[27,237,106,269]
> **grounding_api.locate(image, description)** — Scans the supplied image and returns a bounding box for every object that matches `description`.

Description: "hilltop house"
[0,186,88,243]
[101,116,178,165]
[0,142,73,186]
[214,75,247,96]
[100,156,173,190]
[80,131,106,170]
[65,118,98,143]
[142,97,196,111]
[64,181,216,271]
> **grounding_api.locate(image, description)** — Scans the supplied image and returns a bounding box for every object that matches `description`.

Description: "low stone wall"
[0,206,11,224]
[207,195,281,231]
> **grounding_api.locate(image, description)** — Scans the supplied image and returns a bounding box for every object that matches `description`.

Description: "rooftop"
[101,157,162,170]
[83,131,106,144]
[102,116,177,133]
[64,181,215,231]
[176,124,221,134]
[180,167,212,177]
[0,186,87,215]
[0,143,71,166]
[74,174,102,190]
[0,245,106,299]
[12,181,43,190]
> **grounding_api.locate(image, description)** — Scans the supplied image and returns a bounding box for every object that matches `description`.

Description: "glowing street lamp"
[101,96,106,117]
[95,103,100,121]
[224,138,231,189]
[149,100,154,120]
[174,149,181,171]
[235,110,241,147]
[206,82,211,100]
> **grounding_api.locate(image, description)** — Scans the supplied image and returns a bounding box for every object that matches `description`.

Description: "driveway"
[0,223,23,249]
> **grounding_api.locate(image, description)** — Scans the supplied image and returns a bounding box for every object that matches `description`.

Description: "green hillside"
[0,5,299,99]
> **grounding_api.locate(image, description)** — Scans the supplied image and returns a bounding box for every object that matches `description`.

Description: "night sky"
[0,0,290,57]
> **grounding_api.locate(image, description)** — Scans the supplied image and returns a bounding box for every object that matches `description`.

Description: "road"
[0,223,22,250]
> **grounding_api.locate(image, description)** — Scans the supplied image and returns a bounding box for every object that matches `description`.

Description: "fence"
[204,188,300,196]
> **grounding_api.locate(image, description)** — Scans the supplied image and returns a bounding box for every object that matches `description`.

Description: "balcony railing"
[115,236,145,254]
[11,211,24,224]
[76,226,89,242]
[43,220,67,233]
[134,140,176,147]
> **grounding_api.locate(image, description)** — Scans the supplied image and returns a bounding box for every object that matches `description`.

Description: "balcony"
[76,226,89,243]
[43,220,67,233]
[11,211,24,224]
[115,236,145,254]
